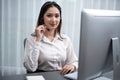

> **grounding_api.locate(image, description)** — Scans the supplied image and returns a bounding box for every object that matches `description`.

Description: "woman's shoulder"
[60,34,73,47]
[25,34,36,42]
[61,33,71,42]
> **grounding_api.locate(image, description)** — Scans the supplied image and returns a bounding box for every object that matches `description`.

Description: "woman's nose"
[51,17,56,22]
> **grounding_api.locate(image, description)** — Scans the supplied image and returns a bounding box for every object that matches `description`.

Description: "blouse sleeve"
[23,37,41,72]
[65,36,78,70]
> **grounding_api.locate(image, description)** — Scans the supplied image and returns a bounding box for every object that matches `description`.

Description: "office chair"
[24,38,27,49]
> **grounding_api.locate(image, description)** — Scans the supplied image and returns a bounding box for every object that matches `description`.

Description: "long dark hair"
[36,1,62,37]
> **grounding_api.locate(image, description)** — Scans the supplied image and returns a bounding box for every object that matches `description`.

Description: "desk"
[0,71,70,80]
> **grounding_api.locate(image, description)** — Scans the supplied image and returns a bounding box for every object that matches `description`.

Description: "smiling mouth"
[50,24,56,26]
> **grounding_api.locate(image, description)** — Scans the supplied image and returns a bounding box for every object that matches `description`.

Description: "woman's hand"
[35,25,46,42]
[61,64,75,75]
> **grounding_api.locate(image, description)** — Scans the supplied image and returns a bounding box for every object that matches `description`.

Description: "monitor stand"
[111,37,120,80]
[94,37,120,80]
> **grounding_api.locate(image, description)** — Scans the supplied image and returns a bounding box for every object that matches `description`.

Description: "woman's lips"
[50,24,56,27]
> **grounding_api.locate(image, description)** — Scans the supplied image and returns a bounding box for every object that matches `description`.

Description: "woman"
[24,1,78,75]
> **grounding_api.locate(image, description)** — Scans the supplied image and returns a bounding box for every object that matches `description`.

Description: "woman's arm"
[23,37,41,72]
[61,36,78,74]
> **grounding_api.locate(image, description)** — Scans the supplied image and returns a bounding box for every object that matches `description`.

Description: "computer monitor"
[78,9,120,80]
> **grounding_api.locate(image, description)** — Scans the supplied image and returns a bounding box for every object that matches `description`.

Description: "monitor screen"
[78,9,120,80]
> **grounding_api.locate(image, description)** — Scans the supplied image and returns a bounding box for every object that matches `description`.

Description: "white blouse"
[24,34,78,72]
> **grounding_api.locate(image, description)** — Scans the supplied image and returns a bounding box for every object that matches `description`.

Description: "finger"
[61,66,70,75]
[39,25,47,33]
[65,66,73,73]
[43,24,50,31]
[68,67,74,73]
[61,65,75,75]
[61,66,67,75]
[61,69,68,75]
[68,65,75,73]
[35,27,44,38]
[61,68,71,75]
[36,25,45,33]
[35,28,40,36]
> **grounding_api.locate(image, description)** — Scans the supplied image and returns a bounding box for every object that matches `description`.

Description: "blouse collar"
[41,33,63,43]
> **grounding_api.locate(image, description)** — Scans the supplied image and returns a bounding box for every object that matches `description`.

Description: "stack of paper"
[64,71,77,80]
[93,76,112,80]
[26,75,45,80]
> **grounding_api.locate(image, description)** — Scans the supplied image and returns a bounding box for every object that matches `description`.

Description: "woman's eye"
[47,14,52,17]
[46,14,60,18]
[55,14,60,18]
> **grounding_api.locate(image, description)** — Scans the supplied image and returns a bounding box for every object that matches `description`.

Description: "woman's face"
[43,6,60,31]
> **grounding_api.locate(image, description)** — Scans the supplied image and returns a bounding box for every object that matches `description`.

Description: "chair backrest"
[24,38,27,49]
